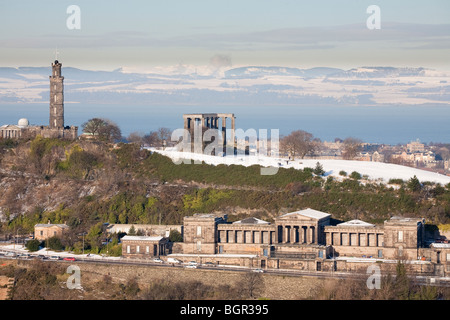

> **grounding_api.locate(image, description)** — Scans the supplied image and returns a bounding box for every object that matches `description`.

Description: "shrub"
[388,178,404,185]
[46,236,64,251]
[169,229,183,242]
[339,170,347,176]
[350,171,362,180]
[25,239,42,252]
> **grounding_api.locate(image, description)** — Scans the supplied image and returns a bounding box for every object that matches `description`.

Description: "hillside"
[0,137,449,241]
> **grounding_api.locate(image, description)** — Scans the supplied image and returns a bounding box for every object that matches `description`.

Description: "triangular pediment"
[277,208,331,221]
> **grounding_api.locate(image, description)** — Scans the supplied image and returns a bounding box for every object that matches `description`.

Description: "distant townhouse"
[34,222,69,241]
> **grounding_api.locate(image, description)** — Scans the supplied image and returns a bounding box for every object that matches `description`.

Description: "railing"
[271,252,316,260]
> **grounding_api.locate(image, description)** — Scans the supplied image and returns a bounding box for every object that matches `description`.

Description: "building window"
[219,246,223,254]
[127,245,130,254]
[378,250,383,258]
[398,231,403,242]
[196,241,201,252]
[447,253,450,262]
[197,226,202,237]
[136,245,140,253]
[40,231,43,236]
[146,246,149,254]
[263,248,268,257]
[318,250,323,258]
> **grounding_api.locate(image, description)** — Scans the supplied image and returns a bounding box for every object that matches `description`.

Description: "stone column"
[291,227,296,244]
[222,117,227,154]
[231,116,236,153]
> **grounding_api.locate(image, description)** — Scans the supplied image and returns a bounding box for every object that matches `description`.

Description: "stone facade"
[121,208,449,277]
[34,223,69,241]
[121,235,169,258]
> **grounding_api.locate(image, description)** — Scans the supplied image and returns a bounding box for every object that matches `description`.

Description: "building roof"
[430,243,450,249]
[35,224,69,229]
[337,219,375,228]
[121,235,164,242]
[279,208,331,220]
[233,217,270,225]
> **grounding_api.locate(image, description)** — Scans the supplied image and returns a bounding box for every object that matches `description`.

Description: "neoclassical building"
[120,208,450,277]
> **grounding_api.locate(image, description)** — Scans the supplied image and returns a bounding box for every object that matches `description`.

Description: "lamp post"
[79,232,87,255]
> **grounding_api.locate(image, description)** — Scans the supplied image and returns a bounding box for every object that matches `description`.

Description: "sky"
[0,0,450,71]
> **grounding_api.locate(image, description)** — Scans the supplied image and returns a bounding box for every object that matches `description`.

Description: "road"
[1,247,449,287]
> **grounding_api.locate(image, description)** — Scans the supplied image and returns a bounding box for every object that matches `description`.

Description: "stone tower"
[49,60,64,129]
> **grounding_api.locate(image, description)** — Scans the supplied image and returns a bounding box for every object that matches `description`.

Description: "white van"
[167,257,181,264]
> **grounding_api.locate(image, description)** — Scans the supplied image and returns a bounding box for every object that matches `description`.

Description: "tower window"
[54,95,57,103]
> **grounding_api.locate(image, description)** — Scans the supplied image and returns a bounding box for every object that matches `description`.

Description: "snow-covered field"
[153,149,450,185]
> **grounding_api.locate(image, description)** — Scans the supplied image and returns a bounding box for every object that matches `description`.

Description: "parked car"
[49,256,60,260]
[188,261,198,266]
[18,253,31,259]
[5,252,16,257]
[167,257,181,264]
[153,258,164,263]
[184,264,197,269]
[204,262,215,267]
[251,268,264,273]
[63,257,76,262]
[36,255,47,260]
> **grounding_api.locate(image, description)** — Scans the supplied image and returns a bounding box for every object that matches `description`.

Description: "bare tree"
[342,137,363,160]
[127,132,144,147]
[280,130,316,160]
[82,118,122,143]
[142,131,159,147]
[140,128,172,149]
[238,271,265,299]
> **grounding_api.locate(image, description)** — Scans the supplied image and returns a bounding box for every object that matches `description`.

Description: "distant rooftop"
[337,219,375,228]
[35,223,69,228]
[233,217,270,225]
[280,208,331,220]
[122,235,164,241]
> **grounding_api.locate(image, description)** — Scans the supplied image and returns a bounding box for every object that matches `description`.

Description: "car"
[5,252,16,257]
[251,268,264,273]
[204,262,215,267]
[36,255,47,260]
[63,257,76,261]
[167,257,181,264]
[188,261,198,266]
[184,264,197,269]
[153,258,164,263]
[49,256,61,260]
[18,253,31,259]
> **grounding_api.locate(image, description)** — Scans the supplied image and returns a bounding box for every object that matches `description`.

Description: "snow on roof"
[122,235,164,241]
[430,243,450,248]
[233,217,270,225]
[35,224,69,228]
[280,208,331,220]
[337,219,375,228]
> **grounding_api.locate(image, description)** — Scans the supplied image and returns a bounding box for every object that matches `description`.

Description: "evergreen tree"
[313,162,325,176]
[407,175,421,192]
[128,225,136,235]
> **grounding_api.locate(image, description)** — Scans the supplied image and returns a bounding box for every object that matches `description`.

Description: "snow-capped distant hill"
[0,65,449,106]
